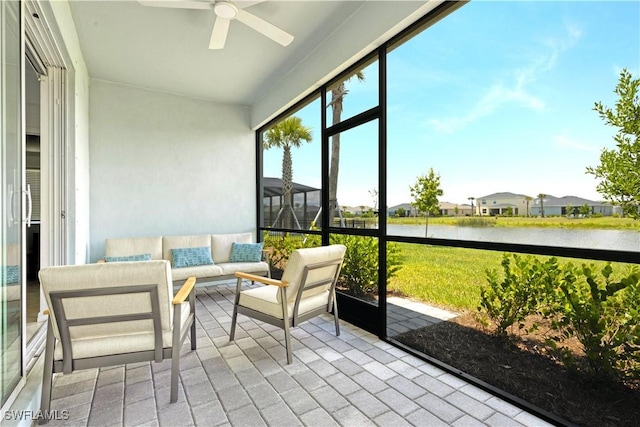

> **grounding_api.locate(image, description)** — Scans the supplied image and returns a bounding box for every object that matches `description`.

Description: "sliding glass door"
[1,0,23,408]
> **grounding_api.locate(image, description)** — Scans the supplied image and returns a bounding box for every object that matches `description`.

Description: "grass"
[388,243,638,312]
[388,244,502,311]
[388,215,640,230]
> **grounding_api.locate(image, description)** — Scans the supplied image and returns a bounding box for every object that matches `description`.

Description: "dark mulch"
[394,312,640,427]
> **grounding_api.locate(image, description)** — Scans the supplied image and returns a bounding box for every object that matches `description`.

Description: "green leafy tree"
[565,204,573,217]
[587,69,640,219]
[264,117,312,229]
[395,207,406,217]
[579,203,591,217]
[410,168,443,237]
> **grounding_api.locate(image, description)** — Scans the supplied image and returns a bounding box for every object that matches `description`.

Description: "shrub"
[478,254,560,336]
[330,234,402,297]
[456,217,494,227]
[262,232,320,270]
[548,263,640,379]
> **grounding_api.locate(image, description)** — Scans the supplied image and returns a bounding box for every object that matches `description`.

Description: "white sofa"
[103,233,269,284]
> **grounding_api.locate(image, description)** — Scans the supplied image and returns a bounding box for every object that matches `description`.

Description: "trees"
[328,71,365,226]
[586,68,640,219]
[410,168,443,237]
[537,193,546,218]
[468,197,475,216]
[565,204,574,218]
[524,196,533,217]
[264,116,312,229]
[579,203,591,217]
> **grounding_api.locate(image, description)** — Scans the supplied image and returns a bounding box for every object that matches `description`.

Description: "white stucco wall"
[89,80,255,261]
[49,0,91,265]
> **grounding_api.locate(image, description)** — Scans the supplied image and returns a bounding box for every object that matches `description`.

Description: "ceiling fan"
[138,0,294,50]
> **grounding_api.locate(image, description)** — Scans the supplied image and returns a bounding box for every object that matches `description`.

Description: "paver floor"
[37,281,553,427]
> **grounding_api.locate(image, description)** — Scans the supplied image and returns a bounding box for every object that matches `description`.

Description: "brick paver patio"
[30,281,552,426]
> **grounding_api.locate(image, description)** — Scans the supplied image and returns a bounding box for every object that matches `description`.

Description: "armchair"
[38,260,196,423]
[230,244,346,364]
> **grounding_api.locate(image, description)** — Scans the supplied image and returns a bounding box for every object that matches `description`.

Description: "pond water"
[386,223,640,253]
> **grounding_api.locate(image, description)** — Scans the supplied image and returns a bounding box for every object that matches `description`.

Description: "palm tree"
[467,197,475,216]
[537,193,546,218]
[328,71,365,226]
[524,196,533,217]
[264,116,312,229]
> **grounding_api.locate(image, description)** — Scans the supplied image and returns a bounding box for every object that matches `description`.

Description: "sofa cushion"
[163,235,212,261]
[171,264,224,282]
[104,253,152,262]
[229,242,263,262]
[211,233,252,263]
[105,237,163,261]
[2,265,20,284]
[170,247,214,268]
[218,261,269,276]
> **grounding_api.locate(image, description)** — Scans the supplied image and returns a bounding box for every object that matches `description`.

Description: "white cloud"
[428,24,582,134]
[552,134,599,153]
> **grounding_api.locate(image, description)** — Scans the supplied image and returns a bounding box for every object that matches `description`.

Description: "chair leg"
[189,292,197,351]
[332,291,340,337]
[170,348,180,403]
[230,307,238,341]
[230,277,242,341]
[283,320,293,364]
[39,320,56,425]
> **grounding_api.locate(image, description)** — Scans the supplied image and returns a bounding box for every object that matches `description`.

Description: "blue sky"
[264,1,640,208]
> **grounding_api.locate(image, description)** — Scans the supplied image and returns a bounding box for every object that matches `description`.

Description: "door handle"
[23,184,32,228]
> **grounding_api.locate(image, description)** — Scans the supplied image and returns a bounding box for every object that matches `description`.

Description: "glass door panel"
[1,0,23,407]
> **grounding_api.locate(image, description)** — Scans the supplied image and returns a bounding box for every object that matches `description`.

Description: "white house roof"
[477,192,530,199]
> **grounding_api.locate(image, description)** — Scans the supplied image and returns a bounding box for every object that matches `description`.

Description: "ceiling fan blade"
[236,9,294,47]
[209,17,231,49]
[138,0,213,10]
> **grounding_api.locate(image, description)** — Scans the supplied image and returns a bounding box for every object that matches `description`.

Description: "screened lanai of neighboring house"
[263,177,321,230]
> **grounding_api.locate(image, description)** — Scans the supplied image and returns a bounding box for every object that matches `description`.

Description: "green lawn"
[388,243,637,312]
[387,215,640,230]
[388,244,503,311]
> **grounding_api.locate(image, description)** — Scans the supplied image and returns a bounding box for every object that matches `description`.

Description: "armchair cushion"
[52,301,191,360]
[279,244,347,303]
[239,286,331,319]
[39,260,175,342]
[229,242,264,263]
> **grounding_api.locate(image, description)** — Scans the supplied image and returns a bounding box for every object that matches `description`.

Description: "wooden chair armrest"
[173,277,196,304]
[235,271,288,287]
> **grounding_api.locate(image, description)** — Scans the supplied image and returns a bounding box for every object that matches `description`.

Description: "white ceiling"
[68,0,367,105]
[67,0,441,126]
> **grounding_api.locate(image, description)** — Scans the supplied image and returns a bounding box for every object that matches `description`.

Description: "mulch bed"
[394,312,640,427]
